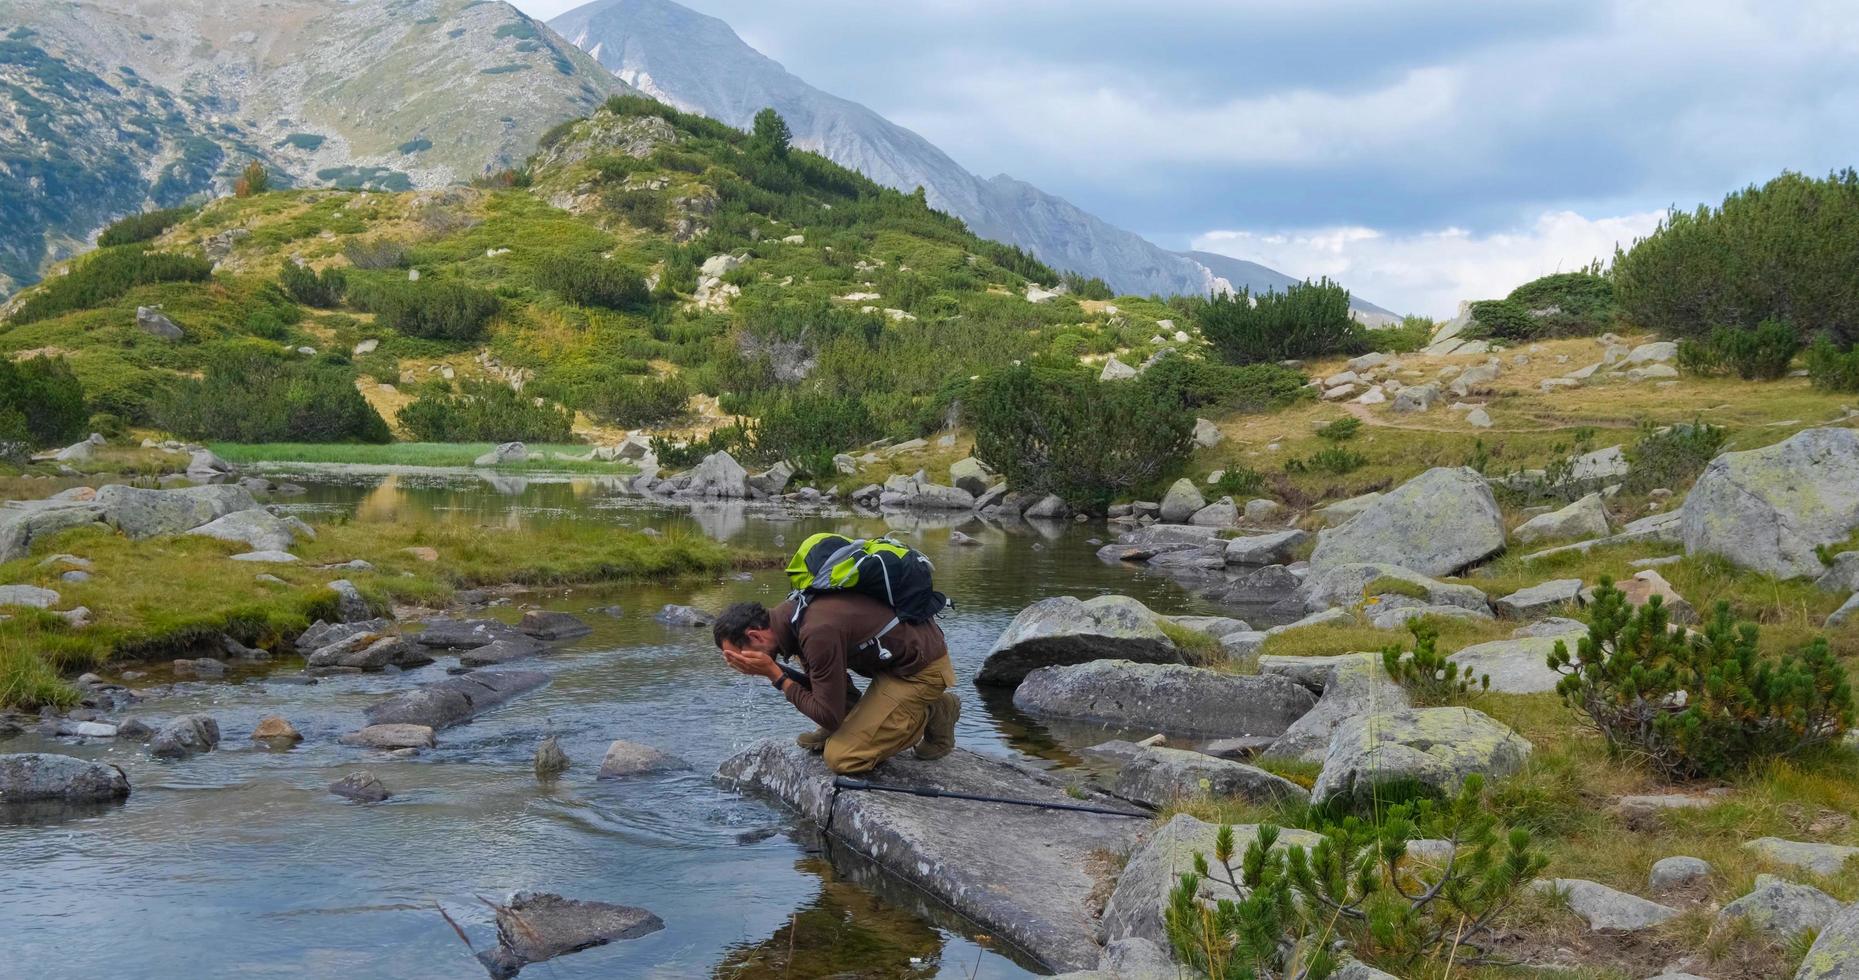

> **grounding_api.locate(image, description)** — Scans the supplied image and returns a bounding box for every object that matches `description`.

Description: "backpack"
[784,532,949,661]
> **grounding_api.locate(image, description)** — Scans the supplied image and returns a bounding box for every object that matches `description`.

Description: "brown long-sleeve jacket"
[768,593,948,730]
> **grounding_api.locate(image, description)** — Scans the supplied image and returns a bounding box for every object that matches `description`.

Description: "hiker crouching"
[714,595,960,774]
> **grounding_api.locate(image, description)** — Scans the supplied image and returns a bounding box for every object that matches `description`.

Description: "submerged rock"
[596,740,687,778]
[975,595,1178,688]
[0,753,130,805]
[1012,660,1315,739]
[329,771,390,803]
[654,604,713,628]
[339,724,436,750]
[476,891,665,979]
[518,610,591,641]
[718,739,1143,972]
[411,618,527,650]
[459,637,548,667]
[534,736,569,779]
[148,715,221,759]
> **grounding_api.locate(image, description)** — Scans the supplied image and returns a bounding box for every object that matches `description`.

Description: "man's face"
[721,626,777,659]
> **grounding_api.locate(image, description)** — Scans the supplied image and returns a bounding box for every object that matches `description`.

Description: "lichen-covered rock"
[1158,479,1206,524]
[1112,746,1308,808]
[1308,468,1506,576]
[0,753,130,804]
[1447,635,1572,693]
[1513,492,1610,544]
[1796,900,1859,979]
[681,450,750,497]
[1188,497,1238,527]
[1224,529,1310,566]
[0,585,59,609]
[1745,837,1859,877]
[184,509,302,552]
[1099,813,1322,948]
[1535,878,1679,931]
[363,670,549,730]
[1259,653,1411,764]
[1650,855,1711,892]
[976,595,1178,687]
[94,484,258,539]
[1495,579,1584,618]
[1681,427,1859,579]
[948,457,993,496]
[718,739,1142,972]
[1309,706,1532,805]
[1302,562,1492,614]
[1013,660,1315,739]
[1718,875,1842,938]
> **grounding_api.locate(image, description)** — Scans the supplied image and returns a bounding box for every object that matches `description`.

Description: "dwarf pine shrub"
[1676,319,1800,380]
[1548,579,1853,779]
[396,381,573,443]
[279,263,347,308]
[1382,621,1489,703]
[1196,278,1364,365]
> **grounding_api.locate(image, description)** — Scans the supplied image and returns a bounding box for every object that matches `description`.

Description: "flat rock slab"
[1447,635,1572,693]
[1746,837,1859,877]
[1112,746,1307,809]
[460,637,548,667]
[339,724,436,750]
[1719,874,1842,938]
[717,739,1144,972]
[977,595,1179,688]
[478,891,665,979]
[1536,878,1680,931]
[519,610,591,641]
[1012,660,1315,739]
[1258,654,1411,764]
[1100,813,1322,948]
[411,618,527,649]
[363,670,549,730]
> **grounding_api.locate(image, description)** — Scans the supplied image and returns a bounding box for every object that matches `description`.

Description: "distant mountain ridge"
[549,0,1390,312]
[0,0,631,295]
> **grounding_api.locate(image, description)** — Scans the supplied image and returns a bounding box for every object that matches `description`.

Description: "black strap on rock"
[831,777,1149,818]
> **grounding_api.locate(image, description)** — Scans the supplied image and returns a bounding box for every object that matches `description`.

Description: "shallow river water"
[1,466,1267,979]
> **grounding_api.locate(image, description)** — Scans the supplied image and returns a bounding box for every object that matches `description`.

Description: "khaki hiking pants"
[824,657,956,775]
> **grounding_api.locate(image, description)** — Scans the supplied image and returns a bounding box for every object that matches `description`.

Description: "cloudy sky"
[517,0,1859,315]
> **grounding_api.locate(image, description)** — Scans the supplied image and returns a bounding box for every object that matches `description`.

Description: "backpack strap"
[859,616,902,662]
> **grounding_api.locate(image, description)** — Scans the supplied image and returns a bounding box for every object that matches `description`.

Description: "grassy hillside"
[0,95,1185,457]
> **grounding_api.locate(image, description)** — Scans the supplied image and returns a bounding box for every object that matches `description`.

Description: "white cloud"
[1193,209,1668,318]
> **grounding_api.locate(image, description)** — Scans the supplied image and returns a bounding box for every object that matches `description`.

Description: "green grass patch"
[1157,619,1221,665]
[209,442,638,472]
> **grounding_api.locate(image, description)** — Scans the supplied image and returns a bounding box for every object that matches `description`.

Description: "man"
[714,594,960,774]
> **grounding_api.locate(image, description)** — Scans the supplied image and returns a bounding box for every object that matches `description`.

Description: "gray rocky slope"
[0,0,632,295]
[550,0,1391,312]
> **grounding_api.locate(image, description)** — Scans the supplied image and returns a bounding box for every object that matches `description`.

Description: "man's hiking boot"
[914,692,960,760]
[795,728,830,753]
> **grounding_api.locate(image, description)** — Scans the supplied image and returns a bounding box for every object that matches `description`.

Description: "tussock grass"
[0,519,731,709]
[1157,619,1222,665]
[1257,614,1515,660]
[210,441,638,472]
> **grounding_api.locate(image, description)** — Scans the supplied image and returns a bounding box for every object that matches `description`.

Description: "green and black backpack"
[784,532,949,661]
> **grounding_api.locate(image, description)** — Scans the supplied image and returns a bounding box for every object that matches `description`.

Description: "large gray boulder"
[1013,660,1315,738]
[1158,479,1206,524]
[95,484,258,539]
[148,715,221,758]
[948,457,993,496]
[1309,706,1532,805]
[1447,635,1572,693]
[1719,875,1843,939]
[1099,814,1322,948]
[890,482,976,510]
[682,450,750,497]
[363,670,549,730]
[1113,746,1309,808]
[718,739,1144,972]
[1535,878,1679,931]
[976,595,1178,687]
[1797,900,1859,979]
[1259,654,1410,763]
[184,509,302,552]
[1224,529,1310,566]
[0,585,59,609]
[747,460,794,495]
[0,753,130,805]
[136,305,184,340]
[1308,467,1506,576]
[1682,427,1859,579]
[1302,562,1492,615]
[0,501,111,562]
[1513,493,1610,544]
[1745,837,1859,877]
[473,441,528,467]
[186,449,234,481]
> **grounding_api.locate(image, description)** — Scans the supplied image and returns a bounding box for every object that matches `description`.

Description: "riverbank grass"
[0,519,731,709]
[209,442,642,473]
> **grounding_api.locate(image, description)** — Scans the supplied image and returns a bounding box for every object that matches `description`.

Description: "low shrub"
[0,356,86,447]
[396,381,574,443]
[752,389,877,476]
[96,206,195,247]
[357,280,499,341]
[343,239,410,270]
[1196,278,1364,365]
[1675,319,1800,380]
[1316,417,1361,442]
[1373,316,1434,353]
[1211,466,1266,499]
[533,253,649,310]
[969,363,1193,508]
[1805,336,1859,392]
[9,247,213,325]
[1382,621,1488,703]
[1622,420,1725,494]
[279,263,348,308]
[586,375,691,426]
[1139,357,1310,414]
[233,161,270,198]
[1060,271,1114,301]
[154,349,389,443]
[1549,579,1854,779]
[1285,446,1366,476]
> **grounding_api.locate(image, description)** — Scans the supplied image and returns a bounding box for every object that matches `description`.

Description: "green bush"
[1675,319,1800,380]
[752,389,877,476]
[1285,446,1366,476]
[1373,316,1434,353]
[0,356,86,447]
[1382,621,1488,703]
[396,381,574,443]
[1549,579,1853,779]
[969,363,1193,508]
[1196,279,1363,365]
[1060,271,1113,301]
[1316,417,1361,442]
[154,349,389,443]
[343,239,409,270]
[1500,270,1615,337]
[586,375,691,426]
[9,247,213,325]
[1622,420,1725,494]
[1467,299,1533,339]
[1139,356,1310,414]
[96,206,194,247]
[1167,776,1545,978]
[1804,336,1859,392]
[279,263,348,308]
[1211,466,1267,499]
[1614,169,1859,346]
[358,280,499,341]
[533,253,649,310]
[86,413,125,440]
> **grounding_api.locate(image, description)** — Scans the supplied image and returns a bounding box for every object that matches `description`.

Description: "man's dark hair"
[714,601,771,648]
